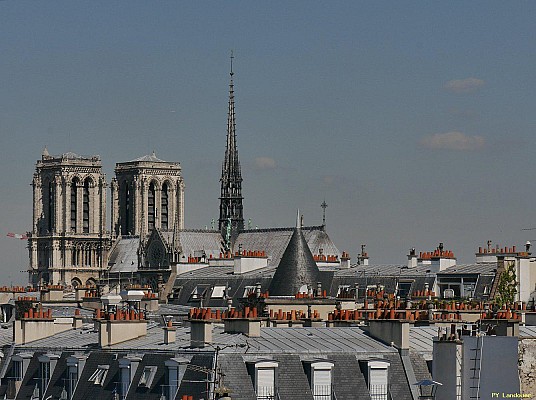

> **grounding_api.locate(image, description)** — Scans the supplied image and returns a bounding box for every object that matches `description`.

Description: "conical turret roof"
[268,213,320,296]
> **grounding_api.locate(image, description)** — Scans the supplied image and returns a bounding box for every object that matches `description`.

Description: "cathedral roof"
[108,237,139,273]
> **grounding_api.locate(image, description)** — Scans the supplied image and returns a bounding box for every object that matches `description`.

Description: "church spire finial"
[230,50,234,77]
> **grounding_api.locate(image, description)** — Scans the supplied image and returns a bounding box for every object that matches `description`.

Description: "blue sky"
[1,2,536,283]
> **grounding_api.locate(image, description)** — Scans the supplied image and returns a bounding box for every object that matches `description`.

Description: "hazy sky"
[1,2,536,284]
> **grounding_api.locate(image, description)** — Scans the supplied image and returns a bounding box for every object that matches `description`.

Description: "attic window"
[12,360,22,381]
[189,285,210,301]
[396,281,413,298]
[249,360,278,400]
[243,286,256,298]
[211,285,226,299]
[88,365,109,386]
[138,366,157,388]
[304,360,334,400]
[367,360,390,400]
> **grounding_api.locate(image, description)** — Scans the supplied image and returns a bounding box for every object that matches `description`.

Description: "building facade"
[28,150,111,286]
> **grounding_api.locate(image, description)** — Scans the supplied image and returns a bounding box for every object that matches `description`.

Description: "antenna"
[230,50,234,77]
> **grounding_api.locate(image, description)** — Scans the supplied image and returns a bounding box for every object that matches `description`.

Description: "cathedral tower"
[28,150,110,286]
[111,152,185,237]
[218,55,244,239]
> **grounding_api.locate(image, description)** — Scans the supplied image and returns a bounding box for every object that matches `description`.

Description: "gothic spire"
[219,52,244,236]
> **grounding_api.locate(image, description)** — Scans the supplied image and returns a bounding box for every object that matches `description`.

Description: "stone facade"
[111,152,185,237]
[28,150,186,288]
[28,150,111,286]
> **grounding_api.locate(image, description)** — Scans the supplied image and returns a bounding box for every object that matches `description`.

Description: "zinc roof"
[18,322,395,355]
[438,263,497,275]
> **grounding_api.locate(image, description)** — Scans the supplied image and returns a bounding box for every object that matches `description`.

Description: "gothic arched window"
[71,178,79,232]
[46,180,55,232]
[121,181,131,235]
[161,183,169,230]
[83,179,90,233]
[148,182,156,231]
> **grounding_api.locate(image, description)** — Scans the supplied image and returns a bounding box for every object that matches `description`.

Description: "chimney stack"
[190,319,213,348]
[164,320,176,344]
[407,248,417,268]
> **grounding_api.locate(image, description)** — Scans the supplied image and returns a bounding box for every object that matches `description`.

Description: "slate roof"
[330,354,371,400]
[73,352,119,400]
[108,237,140,273]
[161,230,224,260]
[409,351,432,383]
[176,353,214,400]
[9,323,422,400]
[382,353,413,400]
[14,350,44,400]
[269,227,320,296]
[272,354,313,400]
[236,226,340,268]
[18,323,395,356]
[110,226,339,275]
[218,353,256,400]
[126,353,179,400]
[42,352,74,400]
[520,326,536,338]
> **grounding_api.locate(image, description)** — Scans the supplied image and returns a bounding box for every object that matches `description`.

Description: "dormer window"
[118,356,141,400]
[211,285,226,299]
[243,286,256,298]
[39,354,59,397]
[164,357,189,400]
[366,360,390,400]
[88,365,109,386]
[303,360,334,400]
[190,285,210,301]
[66,355,87,400]
[396,281,413,298]
[138,366,157,388]
[248,360,278,400]
[12,360,22,381]
[11,353,33,382]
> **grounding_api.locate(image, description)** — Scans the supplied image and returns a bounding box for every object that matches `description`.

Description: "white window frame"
[211,285,226,299]
[367,360,390,400]
[336,285,350,296]
[138,366,157,388]
[88,365,109,386]
[310,361,334,400]
[253,360,278,400]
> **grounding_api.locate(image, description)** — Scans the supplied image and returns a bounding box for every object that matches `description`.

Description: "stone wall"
[519,338,536,394]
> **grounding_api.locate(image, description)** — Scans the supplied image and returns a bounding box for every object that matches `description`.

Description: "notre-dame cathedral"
[28,66,339,290]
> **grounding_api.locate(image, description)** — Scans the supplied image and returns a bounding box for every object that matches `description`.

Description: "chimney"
[233,250,268,274]
[97,309,148,347]
[407,248,417,268]
[358,244,369,266]
[13,304,75,345]
[190,319,213,348]
[164,320,176,344]
[367,320,410,350]
[340,251,351,269]
[223,317,261,337]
